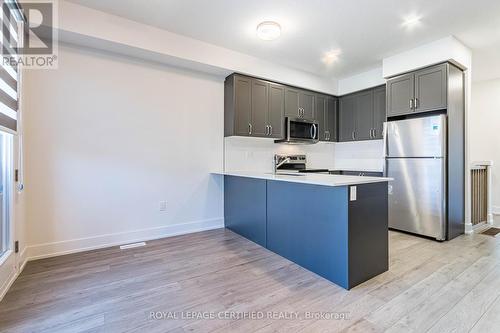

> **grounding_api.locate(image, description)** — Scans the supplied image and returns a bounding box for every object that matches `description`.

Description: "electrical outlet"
[159,201,167,211]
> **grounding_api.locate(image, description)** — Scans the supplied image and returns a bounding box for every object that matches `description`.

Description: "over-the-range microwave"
[275,117,319,144]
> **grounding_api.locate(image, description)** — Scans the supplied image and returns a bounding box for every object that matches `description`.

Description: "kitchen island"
[214,171,392,289]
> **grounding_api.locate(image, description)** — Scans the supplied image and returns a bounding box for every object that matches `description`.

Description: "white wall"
[22,44,225,259]
[338,67,385,95]
[382,36,471,78]
[470,78,500,214]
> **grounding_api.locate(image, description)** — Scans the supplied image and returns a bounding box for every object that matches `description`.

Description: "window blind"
[0,0,21,132]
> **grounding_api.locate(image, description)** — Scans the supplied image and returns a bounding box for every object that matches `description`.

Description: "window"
[0,1,21,258]
[0,132,12,257]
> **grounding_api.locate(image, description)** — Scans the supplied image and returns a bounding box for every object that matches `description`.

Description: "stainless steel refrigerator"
[385,115,447,240]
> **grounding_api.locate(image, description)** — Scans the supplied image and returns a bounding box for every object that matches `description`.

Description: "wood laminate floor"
[1,229,500,333]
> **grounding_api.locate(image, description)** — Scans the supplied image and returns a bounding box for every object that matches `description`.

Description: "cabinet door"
[414,64,447,113]
[285,87,300,117]
[355,90,374,141]
[268,83,285,138]
[224,176,267,247]
[250,79,269,137]
[372,87,386,140]
[234,76,252,136]
[326,96,337,141]
[315,94,327,141]
[299,90,315,119]
[387,73,414,117]
[339,95,356,142]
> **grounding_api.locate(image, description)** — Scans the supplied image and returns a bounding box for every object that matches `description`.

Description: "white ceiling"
[67,0,500,80]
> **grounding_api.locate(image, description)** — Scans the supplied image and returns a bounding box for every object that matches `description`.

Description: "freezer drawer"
[386,115,446,158]
[387,158,446,240]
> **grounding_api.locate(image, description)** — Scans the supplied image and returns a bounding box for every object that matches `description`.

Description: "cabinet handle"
[312,124,317,139]
[409,99,414,110]
[265,125,269,136]
[352,131,355,141]
[373,129,377,138]
[269,125,273,136]
[414,98,419,109]
[248,123,252,135]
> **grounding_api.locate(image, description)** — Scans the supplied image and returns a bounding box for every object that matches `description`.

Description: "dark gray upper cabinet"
[268,83,285,138]
[414,64,447,112]
[372,87,386,139]
[299,90,315,119]
[338,85,386,142]
[387,63,449,117]
[326,97,337,142]
[339,95,356,142]
[226,75,252,136]
[387,73,414,117]
[315,94,337,142]
[284,87,300,118]
[285,88,315,119]
[315,94,327,140]
[354,90,374,141]
[251,79,269,137]
[225,73,334,140]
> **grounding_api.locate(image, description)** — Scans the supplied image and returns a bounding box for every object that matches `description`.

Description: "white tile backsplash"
[333,140,385,172]
[224,137,335,173]
[224,137,385,173]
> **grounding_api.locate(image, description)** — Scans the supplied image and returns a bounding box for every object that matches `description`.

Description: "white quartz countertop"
[212,171,392,187]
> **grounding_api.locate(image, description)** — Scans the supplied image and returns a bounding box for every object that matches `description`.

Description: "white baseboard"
[19,247,29,273]
[0,267,16,302]
[26,218,224,261]
[0,250,26,302]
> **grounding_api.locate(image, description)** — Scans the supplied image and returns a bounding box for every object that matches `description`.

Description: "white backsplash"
[224,137,385,173]
[333,140,385,172]
[224,136,335,173]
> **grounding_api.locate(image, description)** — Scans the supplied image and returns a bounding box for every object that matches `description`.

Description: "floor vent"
[480,228,500,237]
[120,242,146,250]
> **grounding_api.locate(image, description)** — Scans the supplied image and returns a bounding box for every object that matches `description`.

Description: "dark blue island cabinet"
[224,175,389,289]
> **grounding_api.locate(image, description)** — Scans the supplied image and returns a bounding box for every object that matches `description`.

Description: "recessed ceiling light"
[402,14,422,28]
[256,21,281,41]
[322,49,341,65]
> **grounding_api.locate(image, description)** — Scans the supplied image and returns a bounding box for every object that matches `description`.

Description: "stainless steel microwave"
[275,117,319,144]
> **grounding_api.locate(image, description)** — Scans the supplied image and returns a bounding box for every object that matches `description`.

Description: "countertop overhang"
[212,171,392,187]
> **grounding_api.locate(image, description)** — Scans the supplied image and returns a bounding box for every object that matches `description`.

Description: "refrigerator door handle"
[382,122,388,176]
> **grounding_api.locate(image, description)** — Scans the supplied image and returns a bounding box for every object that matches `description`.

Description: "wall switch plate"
[159,201,167,211]
[350,186,357,201]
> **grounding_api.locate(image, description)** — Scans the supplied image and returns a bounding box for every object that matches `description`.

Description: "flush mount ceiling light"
[322,49,341,65]
[256,21,281,41]
[402,14,422,28]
